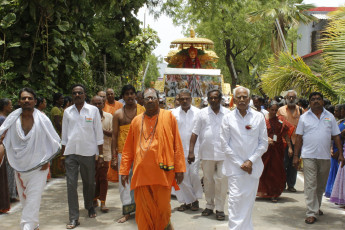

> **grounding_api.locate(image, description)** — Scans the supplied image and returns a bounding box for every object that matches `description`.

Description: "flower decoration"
[245,125,252,130]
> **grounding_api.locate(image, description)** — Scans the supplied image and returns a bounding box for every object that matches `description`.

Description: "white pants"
[176,159,203,204]
[228,174,259,230]
[202,160,227,211]
[118,153,135,214]
[15,168,48,230]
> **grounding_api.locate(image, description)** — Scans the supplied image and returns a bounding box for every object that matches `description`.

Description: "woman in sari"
[257,101,294,202]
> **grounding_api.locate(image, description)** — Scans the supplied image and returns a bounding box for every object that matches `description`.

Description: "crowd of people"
[0,84,345,230]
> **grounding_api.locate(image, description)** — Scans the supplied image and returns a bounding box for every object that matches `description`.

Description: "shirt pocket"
[246,124,259,137]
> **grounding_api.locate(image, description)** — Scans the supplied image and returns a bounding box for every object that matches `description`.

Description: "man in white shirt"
[172,89,202,212]
[253,95,268,116]
[220,86,268,230]
[61,84,104,229]
[189,89,229,220]
[293,92,345,225]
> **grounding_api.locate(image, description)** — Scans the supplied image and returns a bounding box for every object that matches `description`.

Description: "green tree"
[248,0,314,56]
[153,0,273,88]
[142,54,162,88]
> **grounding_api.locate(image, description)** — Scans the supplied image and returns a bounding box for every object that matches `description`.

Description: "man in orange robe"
[103,88,123,183]
[119,88,186,230]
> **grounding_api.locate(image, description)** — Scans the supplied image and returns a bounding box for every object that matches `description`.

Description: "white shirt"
[192,106,230,161]
[220,107,268,179]
[61,103,104,156]
[172,105,200,158]
[296,108,340,159]
[260,108,269,116]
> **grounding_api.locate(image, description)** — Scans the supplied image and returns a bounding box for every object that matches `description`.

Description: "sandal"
[305,216,317,224]
[318,210,323,215]
[66,220,80,229]
[190,200,199,211]
[201,208,213,216]
[88,207,97,218]
[271,197,278,203]
[216,211,225,221]
[177,203,190,212]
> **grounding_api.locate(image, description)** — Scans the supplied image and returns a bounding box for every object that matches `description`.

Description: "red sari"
[257,115,294,198]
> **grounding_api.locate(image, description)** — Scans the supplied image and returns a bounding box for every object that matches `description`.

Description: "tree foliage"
[0,0,159,102]
[153,0,274,89]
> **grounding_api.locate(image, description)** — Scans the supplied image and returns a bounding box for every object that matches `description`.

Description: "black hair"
[0,98,10,111]
[298,98,309,109]
[36,97,45,108]
[19,87,37,100]
[309,92,323,101]
[267,100,279,108]
[63,96,72,108]
[53,93,63,106]
[71,84,86,93]
[121,84,136,97]
[325,104,335,115]
[207,89,222,99]
[323,98,331,106]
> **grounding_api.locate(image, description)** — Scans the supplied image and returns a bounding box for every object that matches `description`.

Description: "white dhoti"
[118,153,135,215]
[176,158,203,204]
[15,168,48,230]
[202,160,228,212]
[228,174,259,230]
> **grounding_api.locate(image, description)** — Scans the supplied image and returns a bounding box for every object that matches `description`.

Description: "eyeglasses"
[144,97,158,102]
[72,92,84,95]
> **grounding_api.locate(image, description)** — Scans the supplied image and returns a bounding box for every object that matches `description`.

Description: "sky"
[136,0,345,58]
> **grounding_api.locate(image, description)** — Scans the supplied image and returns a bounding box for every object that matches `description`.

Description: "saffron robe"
[119,109,185,229]
[104,100,123,182]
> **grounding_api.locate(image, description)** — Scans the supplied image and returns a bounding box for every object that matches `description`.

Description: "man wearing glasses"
[61,84,104,229]
[172,89,202,212]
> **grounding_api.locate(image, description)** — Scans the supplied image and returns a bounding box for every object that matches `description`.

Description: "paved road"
[1,172,344,230]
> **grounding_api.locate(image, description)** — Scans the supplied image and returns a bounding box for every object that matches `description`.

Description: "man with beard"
[189,89,229,220]
[293,92,344,224]
[119,88,185,230]
[91,96,112,213]
[277,90,304,192]
[220,86,268,230]
[0,88,60,230]
[62,84,104,229]
[112,85,145,223]
[172,89,202,212]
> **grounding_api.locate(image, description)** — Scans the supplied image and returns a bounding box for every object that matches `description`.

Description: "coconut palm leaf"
[322,8,345,82]
[261,52,339,102]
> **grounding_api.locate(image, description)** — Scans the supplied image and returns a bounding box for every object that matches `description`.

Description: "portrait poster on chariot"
[164,74,222,98]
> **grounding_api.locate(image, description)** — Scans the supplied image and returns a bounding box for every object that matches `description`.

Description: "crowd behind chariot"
[0,84,345,230]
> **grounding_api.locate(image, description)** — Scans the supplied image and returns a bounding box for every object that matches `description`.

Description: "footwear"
[305,216,317,224]
[271,197,278,203]
[117,214,130,223]
[215,211,225,221]
[66,220,80,229]
[93,199,99,208]
[201,208,213,216]
[318,210,323,216]
[100,202,109,213]
[287,187,297,192]
[177,203,190,212]
[88,207,97,218]
[190,200,199,211]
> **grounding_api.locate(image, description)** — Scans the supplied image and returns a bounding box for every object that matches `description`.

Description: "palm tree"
[260,52,339,102]
[248,0,315,56]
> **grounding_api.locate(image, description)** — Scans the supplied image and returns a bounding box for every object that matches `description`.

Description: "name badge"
[273,135,277,142]
[85,117,93,122]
